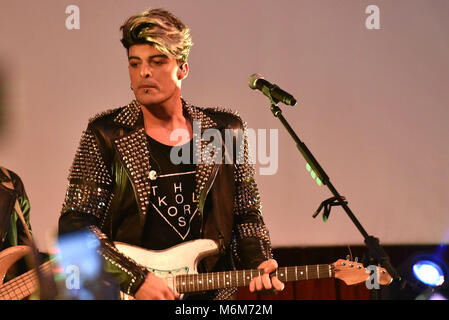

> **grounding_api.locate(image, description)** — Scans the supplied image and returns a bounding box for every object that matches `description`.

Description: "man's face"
[128,44,186,107]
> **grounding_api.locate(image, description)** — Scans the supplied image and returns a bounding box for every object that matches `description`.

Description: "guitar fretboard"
[175,264,334,293]
[0,261,53,300]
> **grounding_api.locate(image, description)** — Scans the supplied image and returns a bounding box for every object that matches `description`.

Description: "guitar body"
[0,245,32,285]
[114,239,219,299]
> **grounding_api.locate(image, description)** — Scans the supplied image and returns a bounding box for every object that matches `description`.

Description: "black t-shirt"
[142,135,201,250]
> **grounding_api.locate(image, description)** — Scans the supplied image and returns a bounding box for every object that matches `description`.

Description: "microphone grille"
[248,73,263,89]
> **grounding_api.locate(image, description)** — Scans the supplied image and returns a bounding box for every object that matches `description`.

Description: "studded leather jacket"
[58,100,272,299]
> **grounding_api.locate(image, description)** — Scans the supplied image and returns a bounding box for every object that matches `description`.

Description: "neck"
[140,96,192,146]
[140,97,185,131]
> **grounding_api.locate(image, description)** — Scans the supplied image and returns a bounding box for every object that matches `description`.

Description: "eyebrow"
[128,54,169,61]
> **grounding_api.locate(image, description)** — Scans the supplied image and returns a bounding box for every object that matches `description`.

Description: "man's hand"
[249,259,285,293]
[134,272,179,300]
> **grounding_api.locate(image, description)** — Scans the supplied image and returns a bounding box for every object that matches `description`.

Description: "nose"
[140,63,152,78]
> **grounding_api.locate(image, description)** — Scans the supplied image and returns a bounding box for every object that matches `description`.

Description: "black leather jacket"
[58,100,272,299]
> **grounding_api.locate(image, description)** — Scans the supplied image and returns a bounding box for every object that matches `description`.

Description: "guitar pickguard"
[148,266,189,276]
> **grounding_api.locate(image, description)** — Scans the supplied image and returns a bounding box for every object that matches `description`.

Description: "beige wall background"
[1,0,448,252]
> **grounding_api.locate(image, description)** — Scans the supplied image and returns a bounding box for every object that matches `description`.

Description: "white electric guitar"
[114,239,392,300]
[0,239,392,300]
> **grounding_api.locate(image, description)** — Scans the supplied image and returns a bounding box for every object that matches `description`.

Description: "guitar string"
[0,276,26,300]
[175,264,335,292]
[16,273,30,297]
[176,265,333,282]
[0,270,34,300]
[7,263,53,299]
[0,265,42,298]
[0,265,42,299]
[18,263,54,293]
[0,262,53,299]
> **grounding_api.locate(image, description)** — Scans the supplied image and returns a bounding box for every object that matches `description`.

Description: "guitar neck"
[0,260,53,300]
[175,264,334,294]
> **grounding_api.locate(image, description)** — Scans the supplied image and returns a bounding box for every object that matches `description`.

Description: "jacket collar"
[113,100,142,129]
[112,98,217,131]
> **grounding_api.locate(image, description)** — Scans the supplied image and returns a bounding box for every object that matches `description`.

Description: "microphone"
[248,73,297,106]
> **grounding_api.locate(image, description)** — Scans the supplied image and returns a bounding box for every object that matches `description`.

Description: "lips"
[138,83,158,90]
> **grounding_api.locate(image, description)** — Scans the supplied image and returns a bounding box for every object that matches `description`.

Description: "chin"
[135,93,164,107]
[135,89,179,108]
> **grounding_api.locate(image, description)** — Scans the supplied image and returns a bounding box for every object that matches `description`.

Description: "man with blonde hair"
[59,8,283,300]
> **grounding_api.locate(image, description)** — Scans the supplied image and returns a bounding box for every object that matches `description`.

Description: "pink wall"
[1,0,448,251]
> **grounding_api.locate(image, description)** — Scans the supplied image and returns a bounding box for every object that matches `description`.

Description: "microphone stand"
[268,99,402,298]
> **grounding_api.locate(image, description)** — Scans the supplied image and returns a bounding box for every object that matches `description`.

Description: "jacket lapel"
[183,102,220,214]
[113,101,152,217]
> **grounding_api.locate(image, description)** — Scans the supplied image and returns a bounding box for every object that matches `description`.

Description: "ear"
[177,62,189,80]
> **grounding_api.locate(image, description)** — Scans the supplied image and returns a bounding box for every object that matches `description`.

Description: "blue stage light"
[412,260,445,287]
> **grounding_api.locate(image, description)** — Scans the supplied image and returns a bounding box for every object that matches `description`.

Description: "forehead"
[128,44,172,60]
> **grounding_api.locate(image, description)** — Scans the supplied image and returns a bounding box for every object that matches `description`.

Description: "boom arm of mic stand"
[269,102,401,283]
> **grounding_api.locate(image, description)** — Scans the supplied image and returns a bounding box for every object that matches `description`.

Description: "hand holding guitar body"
[134,272,179,300]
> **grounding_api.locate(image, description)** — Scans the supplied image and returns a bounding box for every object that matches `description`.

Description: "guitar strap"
[0,167,33,243]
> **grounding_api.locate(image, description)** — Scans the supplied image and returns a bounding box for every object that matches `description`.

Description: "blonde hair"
[120,8,193,62]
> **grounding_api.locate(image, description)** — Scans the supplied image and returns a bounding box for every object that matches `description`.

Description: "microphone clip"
[312,196,348,222]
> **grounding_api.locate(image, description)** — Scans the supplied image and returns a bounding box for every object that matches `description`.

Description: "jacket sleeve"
[8,170,33,247]
[58,127,147,297]
[230,120,273,269]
